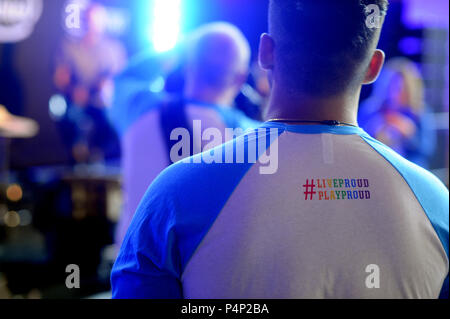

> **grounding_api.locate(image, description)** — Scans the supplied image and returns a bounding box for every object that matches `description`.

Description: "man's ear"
[363,49,385,85]
[259,33,275,71]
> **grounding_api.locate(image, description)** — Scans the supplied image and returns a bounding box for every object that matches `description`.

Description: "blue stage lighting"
[150,0,182,53]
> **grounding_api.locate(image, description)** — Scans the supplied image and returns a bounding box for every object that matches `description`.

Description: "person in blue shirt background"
[108,22,260,248]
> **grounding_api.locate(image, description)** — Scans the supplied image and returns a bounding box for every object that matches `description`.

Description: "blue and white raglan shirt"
[111,122,449,299]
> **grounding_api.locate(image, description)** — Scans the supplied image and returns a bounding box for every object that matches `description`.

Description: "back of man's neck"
[265,85,360,126]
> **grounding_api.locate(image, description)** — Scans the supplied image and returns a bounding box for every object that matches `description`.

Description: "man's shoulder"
[361,134,448,198]
[144,126,278,217]
[361,134,448,248]
[150,144,254,203]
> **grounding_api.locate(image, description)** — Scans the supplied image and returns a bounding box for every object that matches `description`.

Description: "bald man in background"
[109,22,259,247]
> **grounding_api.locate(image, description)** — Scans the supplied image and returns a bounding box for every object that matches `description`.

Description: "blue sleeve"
[440,276,449,299]
[110,173,183,299]
[110,161,254,298]
[361,134,449,299]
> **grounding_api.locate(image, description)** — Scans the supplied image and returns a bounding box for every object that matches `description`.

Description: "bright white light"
[150,0,181,53]
[49,94,68,119]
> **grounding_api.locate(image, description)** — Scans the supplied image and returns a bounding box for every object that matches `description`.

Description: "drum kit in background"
[0,105,119,298]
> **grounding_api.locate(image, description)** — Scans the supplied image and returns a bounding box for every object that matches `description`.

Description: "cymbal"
[0,105,39,138]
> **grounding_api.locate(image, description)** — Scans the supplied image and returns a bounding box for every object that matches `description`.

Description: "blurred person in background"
[358,57,436,168]
[235,60,272,120]
[109,22,260,247]
[53,2,127,164]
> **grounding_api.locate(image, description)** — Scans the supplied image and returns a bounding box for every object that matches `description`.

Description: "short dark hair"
[269,0,389,96]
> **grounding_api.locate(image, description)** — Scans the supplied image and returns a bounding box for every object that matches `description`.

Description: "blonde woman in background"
[359,57,436,168]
